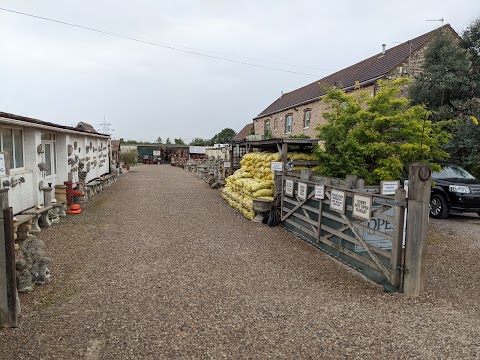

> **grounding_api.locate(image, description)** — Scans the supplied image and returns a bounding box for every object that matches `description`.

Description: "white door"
[41,135,57,186]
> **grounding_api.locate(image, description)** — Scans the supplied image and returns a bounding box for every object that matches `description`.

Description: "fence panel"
[280,175,406,291]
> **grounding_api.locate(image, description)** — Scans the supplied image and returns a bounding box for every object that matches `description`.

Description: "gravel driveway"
[1,165,479,359]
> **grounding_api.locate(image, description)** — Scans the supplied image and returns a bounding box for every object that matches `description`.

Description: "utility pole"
[99,116,114,135]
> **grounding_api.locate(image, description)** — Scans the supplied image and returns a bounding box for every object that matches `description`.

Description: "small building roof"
[233,123,254,141]
[0,111,110,137]
[255,25,457,119]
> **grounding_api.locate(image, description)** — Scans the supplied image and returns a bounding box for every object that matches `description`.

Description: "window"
[0,127,24,169]
[274,118,278,131]
[264,120,271,136]
[285,114,293,134]
[304,110,311,128]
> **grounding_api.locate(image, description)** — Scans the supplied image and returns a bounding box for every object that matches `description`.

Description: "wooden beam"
[391,188,406,288]
[318,235,380,270]
[284,218,317,239]
[403,164,431,297]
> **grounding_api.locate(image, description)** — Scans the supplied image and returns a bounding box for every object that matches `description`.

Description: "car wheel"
[430,194,449,219]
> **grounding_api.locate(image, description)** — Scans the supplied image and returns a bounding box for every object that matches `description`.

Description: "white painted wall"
[0,124,110,215]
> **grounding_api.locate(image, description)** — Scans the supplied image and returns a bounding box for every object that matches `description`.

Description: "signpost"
[270,162,283,172]
[314,184,325,200]
[329,189,346,213]
[381,180,400,195]
[297,182,307,201]
[352,194,372,220]
[285,179,294,197]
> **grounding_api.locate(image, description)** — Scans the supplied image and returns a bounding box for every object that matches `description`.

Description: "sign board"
[285,179,294,197]
[189,146,207,154]
[352,194,372,221]
[356,207,394,252]
[329,189,346,213]
[223,161,231,168]
[314,184,325,200]
[270,161,283,172]
[152,150,161,156]
[0,153,6,176]
[381,180,400,195]
[297,182,307,201]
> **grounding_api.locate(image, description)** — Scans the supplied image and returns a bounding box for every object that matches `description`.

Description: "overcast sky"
[0,1,478,143]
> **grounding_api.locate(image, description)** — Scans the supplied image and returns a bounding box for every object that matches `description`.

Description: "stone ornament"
[16,238,52,293]
[38,162,49,171]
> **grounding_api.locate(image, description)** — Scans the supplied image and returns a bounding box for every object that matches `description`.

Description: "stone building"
[253,25,458,138]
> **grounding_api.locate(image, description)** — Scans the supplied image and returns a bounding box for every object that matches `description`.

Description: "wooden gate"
[280,174,407,291]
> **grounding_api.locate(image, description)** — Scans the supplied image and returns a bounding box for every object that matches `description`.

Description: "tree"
[174,138,185,145]
[408,21,480,177]
[315,78,451,184]
[190,137,207,146]
[409,30,472,117]
[156,137,162,144]
[211,128,236,144]
[462,16,480,95]
[165,138,172,145]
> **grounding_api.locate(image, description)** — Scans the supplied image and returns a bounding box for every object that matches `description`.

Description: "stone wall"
[254,85,375,139]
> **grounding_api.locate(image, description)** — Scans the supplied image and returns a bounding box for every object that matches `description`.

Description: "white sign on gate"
[223,162,231,168]
[314,184,325,200]
[330,189,346,213]
[381,180,400,195]
[298,182,307,201]
[270,161,283,171]
[285,179,294,196]
[352,194,372,221]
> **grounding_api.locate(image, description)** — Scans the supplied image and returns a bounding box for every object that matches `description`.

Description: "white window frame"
[285,114,293,134]
[0,126,25,171]
[304,110,311,129]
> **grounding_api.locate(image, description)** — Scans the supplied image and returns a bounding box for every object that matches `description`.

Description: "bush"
[120,149,138,166]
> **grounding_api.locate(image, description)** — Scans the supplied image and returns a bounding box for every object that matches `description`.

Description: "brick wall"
[254,85,375,138]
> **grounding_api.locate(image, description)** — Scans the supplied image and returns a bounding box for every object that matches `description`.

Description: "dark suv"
[430,163,480,218]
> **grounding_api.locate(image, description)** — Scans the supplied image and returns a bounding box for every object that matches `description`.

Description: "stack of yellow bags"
[222,152,280,220]
[222,151,317,220]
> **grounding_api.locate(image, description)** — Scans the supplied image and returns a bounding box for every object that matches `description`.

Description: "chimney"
[382,44,386,55]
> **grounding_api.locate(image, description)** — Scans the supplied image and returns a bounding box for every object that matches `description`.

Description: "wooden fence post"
[403,163,432,296]
[391,188,407,288]
[300,169,312,181]
[0,188,18,327]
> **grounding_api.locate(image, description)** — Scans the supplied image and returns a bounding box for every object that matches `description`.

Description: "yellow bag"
[252,188,273,198]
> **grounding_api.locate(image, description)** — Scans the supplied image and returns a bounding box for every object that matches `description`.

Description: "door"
[41,134,57,186]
